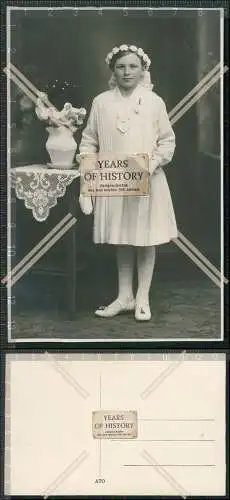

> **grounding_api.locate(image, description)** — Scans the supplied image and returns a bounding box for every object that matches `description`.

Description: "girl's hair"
[109,50,145,71]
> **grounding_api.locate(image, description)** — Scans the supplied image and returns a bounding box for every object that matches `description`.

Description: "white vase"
[46,125,77,168]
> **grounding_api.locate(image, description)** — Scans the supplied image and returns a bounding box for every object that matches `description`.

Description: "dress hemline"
[93,233,178,247]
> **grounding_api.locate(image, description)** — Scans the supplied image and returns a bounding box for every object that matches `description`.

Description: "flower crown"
[105,44,151,70]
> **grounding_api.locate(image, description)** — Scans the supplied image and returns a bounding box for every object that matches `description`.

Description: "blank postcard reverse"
[5,352,226,496]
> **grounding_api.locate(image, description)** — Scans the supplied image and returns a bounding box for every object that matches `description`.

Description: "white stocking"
[136,246,156,305]
[117,245,135,302]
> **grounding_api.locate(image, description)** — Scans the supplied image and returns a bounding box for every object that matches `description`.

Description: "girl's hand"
[79,194,93,215]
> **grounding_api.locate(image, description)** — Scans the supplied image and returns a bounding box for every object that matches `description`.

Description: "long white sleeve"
[150,99,175,174]
[78,99,99,215]
[79,99,99,153]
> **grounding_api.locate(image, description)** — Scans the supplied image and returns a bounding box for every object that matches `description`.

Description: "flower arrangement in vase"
[35,80,86,169]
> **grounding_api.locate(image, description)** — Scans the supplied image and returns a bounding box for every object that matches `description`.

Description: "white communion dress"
[79,84,178,246]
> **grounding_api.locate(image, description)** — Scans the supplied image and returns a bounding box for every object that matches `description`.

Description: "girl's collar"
[114,83,146,101]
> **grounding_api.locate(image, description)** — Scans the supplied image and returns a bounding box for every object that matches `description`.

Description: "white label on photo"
[92,410,138,439]
[80,153,149,197]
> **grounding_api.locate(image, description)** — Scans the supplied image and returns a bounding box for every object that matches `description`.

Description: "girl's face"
[113,53,144,90]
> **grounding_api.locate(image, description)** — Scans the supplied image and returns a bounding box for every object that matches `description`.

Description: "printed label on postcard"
[92,410,138,439]
[80,153,149,197]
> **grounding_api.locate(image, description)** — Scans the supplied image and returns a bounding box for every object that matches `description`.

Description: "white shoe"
[95,298,135,318]
[135,303,151,321]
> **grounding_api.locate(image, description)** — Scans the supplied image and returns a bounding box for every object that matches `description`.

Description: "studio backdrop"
[10,9,221,277]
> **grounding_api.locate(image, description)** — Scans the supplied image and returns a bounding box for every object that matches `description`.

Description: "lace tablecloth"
[11,165,80,222]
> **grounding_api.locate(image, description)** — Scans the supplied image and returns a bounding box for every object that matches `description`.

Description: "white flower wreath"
[105,44,151,70]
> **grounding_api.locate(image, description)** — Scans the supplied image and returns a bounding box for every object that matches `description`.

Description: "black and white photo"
[6,7,226,342]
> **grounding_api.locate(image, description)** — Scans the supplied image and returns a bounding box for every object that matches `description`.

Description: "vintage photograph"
[6,7,226,341]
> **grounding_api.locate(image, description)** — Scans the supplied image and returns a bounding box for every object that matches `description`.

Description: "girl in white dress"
[78,44,178,321]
